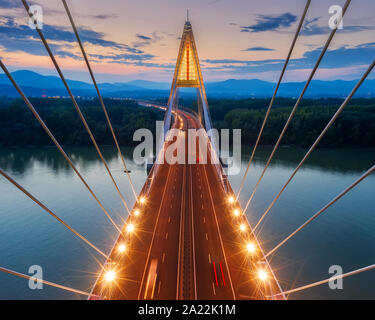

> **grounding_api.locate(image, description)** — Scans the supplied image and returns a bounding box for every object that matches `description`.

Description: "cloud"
[0,0,21,8]
[136,34,152,41]
[203,42,375,75]
[243,47,275,51]
[301,17,375,36]
[92,14,118,20]
[0,16,155,64]
[240,13,297,33]
[133,32,164,48]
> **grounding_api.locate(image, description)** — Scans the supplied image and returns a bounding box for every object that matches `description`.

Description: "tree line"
[1,96,374,148]
[207,97,375,148]
[0,98,163,147]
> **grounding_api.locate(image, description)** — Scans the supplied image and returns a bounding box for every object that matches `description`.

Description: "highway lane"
[137,114,187,300]
[91,108,283,300]
[90,114,184,299]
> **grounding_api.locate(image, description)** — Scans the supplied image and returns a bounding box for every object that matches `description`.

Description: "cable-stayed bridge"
[0,0,374,300]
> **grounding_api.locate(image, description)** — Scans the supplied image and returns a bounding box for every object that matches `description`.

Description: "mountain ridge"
[0,70,374,98]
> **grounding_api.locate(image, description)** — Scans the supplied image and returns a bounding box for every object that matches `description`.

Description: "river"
[0,146,374,299]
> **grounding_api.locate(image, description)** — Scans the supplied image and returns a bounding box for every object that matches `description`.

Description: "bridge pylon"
[164,15,212,136]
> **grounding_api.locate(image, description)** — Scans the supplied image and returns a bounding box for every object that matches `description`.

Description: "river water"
[0,146,374,299]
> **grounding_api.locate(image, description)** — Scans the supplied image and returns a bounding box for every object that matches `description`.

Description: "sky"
[0,0,374,83]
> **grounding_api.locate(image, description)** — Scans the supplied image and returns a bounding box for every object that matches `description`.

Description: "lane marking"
[208,253,211,264]
[165,232,168,240]
[168,216,171,223]
[212,282,216,296]
[158,280,161,295]
[176,164,186,300]
[137,165,173,300]
[162,252,166,263]
[203,217,206,223]
[190,165,197,300]
[201,156,236,299]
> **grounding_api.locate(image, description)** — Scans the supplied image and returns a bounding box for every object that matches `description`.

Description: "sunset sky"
[0,0,374,83]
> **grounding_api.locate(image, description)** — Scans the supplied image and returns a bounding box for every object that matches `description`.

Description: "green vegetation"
[0,98,163,147]
[207,98,375,148]
[1,97,374,148]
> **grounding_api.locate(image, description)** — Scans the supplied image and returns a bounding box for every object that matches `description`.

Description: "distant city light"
[258,269,268,281]
[126,224,135,233]
[104,270,116,282]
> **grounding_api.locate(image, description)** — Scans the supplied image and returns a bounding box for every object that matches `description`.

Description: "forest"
[207,97,375,148]
[0,97,163,147]
[0,96,374,148]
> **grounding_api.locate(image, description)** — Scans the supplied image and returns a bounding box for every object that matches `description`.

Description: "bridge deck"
[90,109,284,300]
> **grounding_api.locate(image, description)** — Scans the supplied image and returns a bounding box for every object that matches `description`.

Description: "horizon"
[0,0,374,83]
[5,68,375,85]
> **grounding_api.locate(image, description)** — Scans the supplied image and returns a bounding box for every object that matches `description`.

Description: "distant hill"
[0,70,373,99]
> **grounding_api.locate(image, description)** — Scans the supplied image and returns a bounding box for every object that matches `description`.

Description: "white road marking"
[206,233,208,240]
[165,232,169,240]
[168,216,171,223]
[158,280,162,294]
[203,217,206,223]
[208,253,211,264]
[162,252,166,263]
[212,282,216,296]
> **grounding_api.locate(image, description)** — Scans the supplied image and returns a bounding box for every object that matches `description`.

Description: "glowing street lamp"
[233,209,240,216]
[258,269,268,281]
[228,196,235,204]
[134,209,140,217]
[118,244,126,253]
[126,223,135,233]
[239,224,246,232]
[246,242,256,254]
[104,270,116,283]
[139,196,146,205]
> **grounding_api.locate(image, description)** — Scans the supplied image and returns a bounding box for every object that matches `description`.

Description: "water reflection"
[1,146,374,176]
[243,146,375,174]
[0,146,132,175]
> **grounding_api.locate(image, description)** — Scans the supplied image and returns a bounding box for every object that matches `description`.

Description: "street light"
[258,269,268,281]
[104,270,116,283]
[246,242,256,253]
[233,209,240,216]
[239,224,246,232]
[118,244,126,253]
[139,196,146,204]
[134,209,140,216]
[228,196,235,204]
[126,223,135,233]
